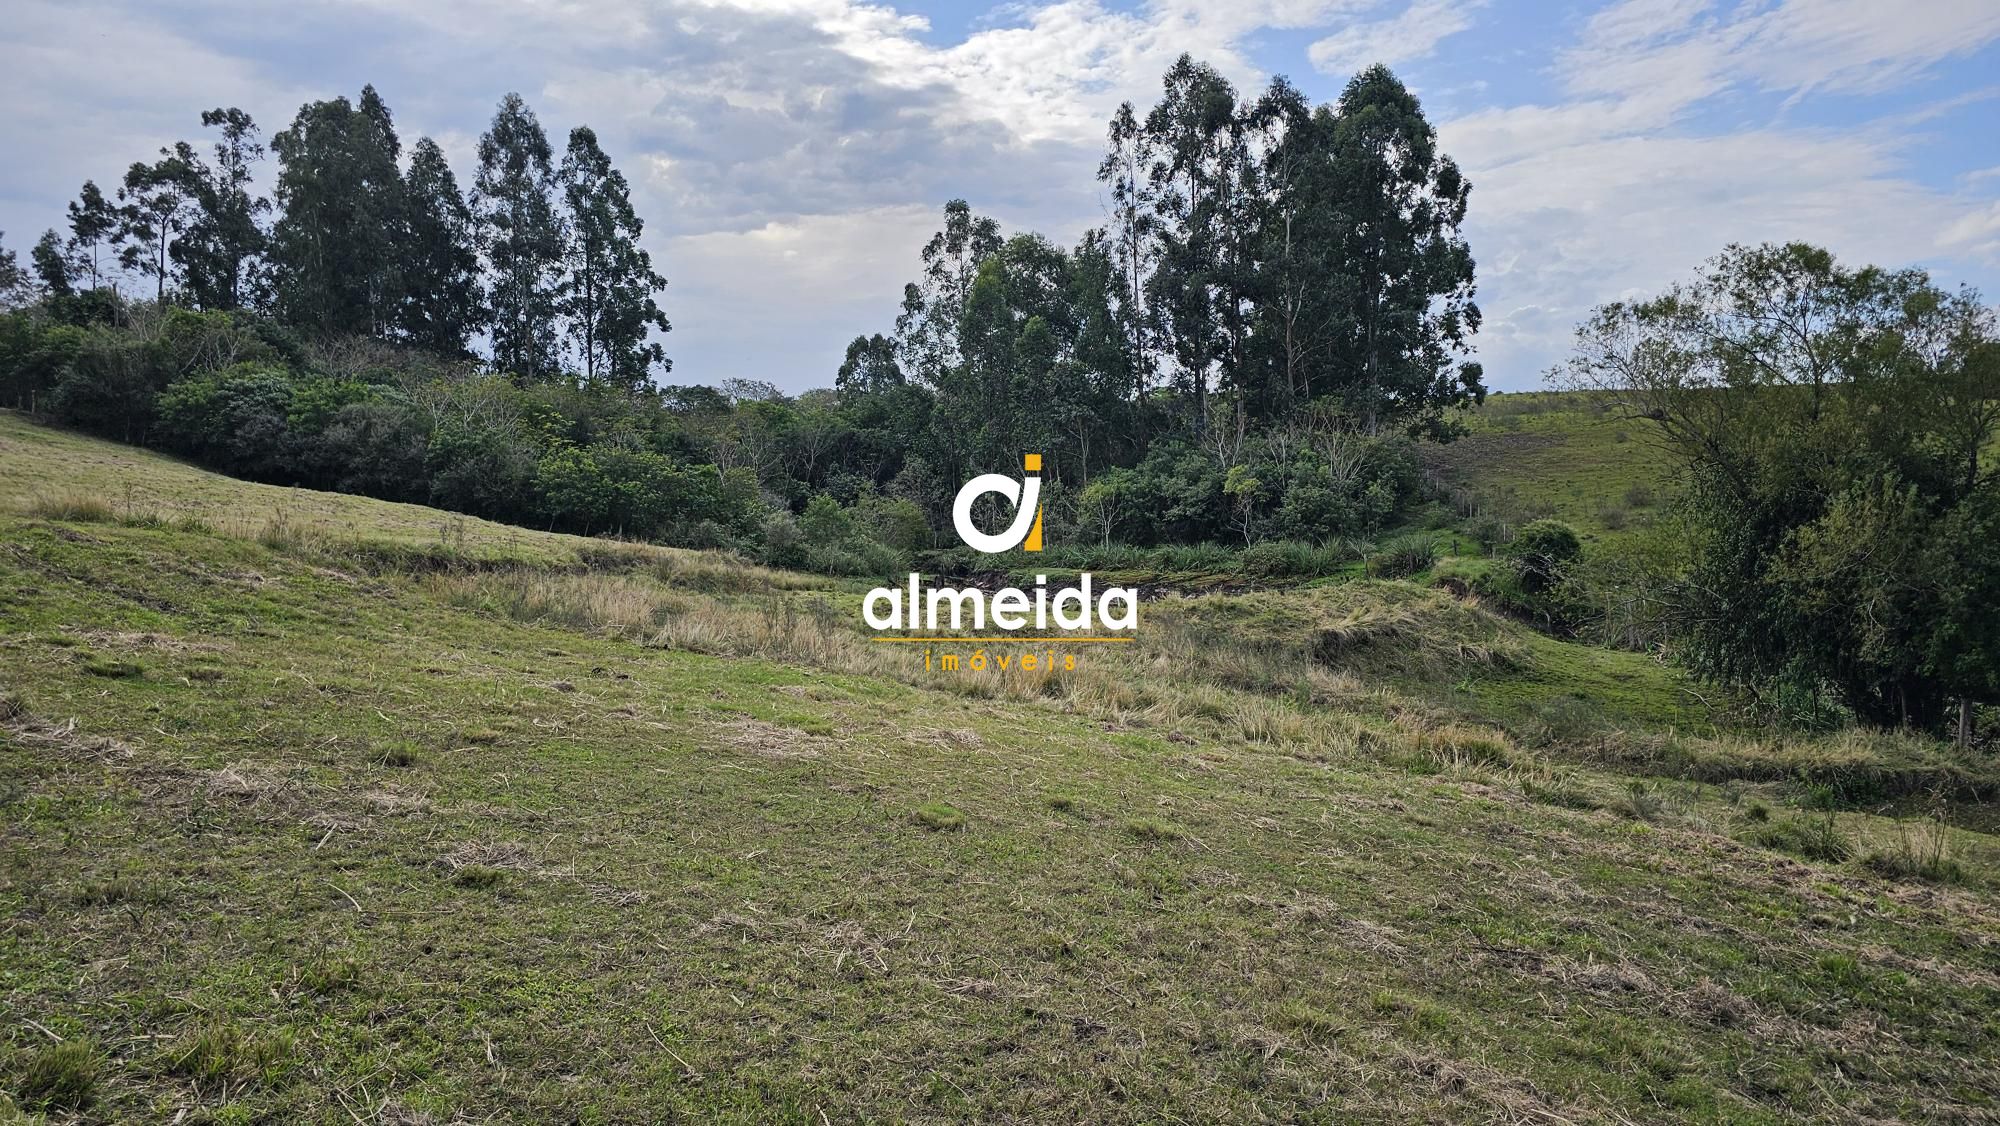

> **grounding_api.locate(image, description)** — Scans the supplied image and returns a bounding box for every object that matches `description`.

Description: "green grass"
[3,414,2000,1121]
[1424,391,1677,544]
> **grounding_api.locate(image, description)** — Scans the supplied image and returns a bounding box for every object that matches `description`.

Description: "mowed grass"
[3,420,2000,1122]
[1424,391,1677,543]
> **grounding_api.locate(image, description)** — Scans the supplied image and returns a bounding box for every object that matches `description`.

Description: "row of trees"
[842,58,1482,500]
[1,56,1470,566]
[20,88,668,388]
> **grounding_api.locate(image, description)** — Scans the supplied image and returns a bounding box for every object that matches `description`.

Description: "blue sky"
[4,0,1998,393]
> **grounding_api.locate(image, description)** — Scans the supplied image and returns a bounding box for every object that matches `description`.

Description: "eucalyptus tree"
[475,93,565,381]
[1097,101,1158,403]
[1142,54,1244,436]
[1321,65,1482,436]
[269,88,406,335]
[894,199,1002,387]
[557,126,669,388]
[399,137,483,355]
[66,181,124,292]
[118,142,199,302]
[174,108,269,311]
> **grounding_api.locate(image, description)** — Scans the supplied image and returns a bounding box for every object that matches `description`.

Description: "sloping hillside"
[1424,391,1677,543]
[4,415,2000,1123]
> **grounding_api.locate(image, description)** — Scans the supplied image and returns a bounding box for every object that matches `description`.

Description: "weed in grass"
[1620,781,1668,822]
[300,956,360,995]
[1275,1000,1346,1044]
[1747,811,1853,863]
[82,657,143,679]
[1047,794,1078,813]
[74,876,164,907]
[164,1022,295,1087]
[1518,764,1597,810]
[1368,532,1444,578]
[1124,817,1181,842]
[452,866,506,889]
[375,741,420,768]
[912,802,965,831]
[17,1039,98,1111]
[1743,800,1771,822]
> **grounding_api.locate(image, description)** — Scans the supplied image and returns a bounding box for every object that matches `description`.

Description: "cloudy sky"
[4,0,1998,392]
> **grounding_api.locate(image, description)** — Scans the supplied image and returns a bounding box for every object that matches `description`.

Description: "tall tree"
[895,199,1001,386]
[1097,102,1157,404]
[174,108,269,311]
[0,231,27,306]
[118,142,200,302]
[269,88,405,336]
[475,93,565,381]
[1143,54,1243,437]
[1246,79,1335,416]
[557,126,670,388]
[1322,65,1481,435]
[31,230,72,298]
[398,137,483,356]
[66,181,124,292]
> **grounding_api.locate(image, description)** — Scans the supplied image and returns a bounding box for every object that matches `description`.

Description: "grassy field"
[1424,391,1678,544]
[5,415,2000,1123]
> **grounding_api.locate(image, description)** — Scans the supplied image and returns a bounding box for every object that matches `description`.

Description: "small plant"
[1464,514,1511,548]
[452,865,505,889]
[1123,816,1181,842]
[1519,765,1596,810]
[301,956,361,995]
[165,1022,295,1086]
[1621,780,1667,822]
[18,1038,98,1111]
[82,657,144,679]
[375,741,420,768]
[0,689,25,722]
[912,802,965,831]
[1623,483,1656,508]
[1746,811,1852,863]
[1046,794,1078,813]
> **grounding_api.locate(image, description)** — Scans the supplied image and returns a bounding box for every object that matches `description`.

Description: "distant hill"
[1424,391,1676,543]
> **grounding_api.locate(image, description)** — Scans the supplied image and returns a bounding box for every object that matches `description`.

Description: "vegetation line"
[870,636,1135,643]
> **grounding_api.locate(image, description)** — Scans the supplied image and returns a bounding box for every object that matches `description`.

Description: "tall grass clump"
[1367,532,1443,578]
[26,492,115,522]
[1862,808,1965,884]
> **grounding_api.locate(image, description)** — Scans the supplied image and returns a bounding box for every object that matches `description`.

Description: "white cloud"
[1437,0,2000,385]
[2,0,1997,392]
[1307,0,1485,76]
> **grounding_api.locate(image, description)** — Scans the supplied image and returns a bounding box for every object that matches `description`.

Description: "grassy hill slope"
[4,416,2000,1123]
[1424,391,1677,544]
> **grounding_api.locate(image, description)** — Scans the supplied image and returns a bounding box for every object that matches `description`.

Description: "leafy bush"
[1509,519,1582,594]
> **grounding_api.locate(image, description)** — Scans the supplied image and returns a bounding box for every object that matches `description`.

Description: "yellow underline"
[870,636,1135,644]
